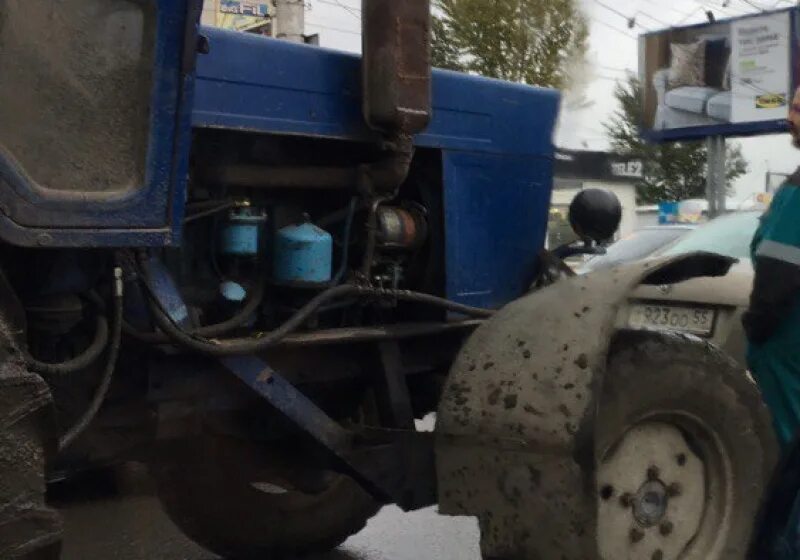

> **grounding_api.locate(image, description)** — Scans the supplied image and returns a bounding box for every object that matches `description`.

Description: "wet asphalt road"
[57,484,481,560]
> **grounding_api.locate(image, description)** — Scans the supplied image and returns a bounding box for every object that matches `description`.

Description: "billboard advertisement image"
[640,9,797,141]
[217,0,271,32]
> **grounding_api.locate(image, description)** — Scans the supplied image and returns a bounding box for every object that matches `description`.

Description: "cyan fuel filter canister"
[273,219,333,285]
[220,207,266,257]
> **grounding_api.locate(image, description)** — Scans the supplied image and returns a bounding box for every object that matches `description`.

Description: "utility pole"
[275,0,305,43]
[706,135,726,218]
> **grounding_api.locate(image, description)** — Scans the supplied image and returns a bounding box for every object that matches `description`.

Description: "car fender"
[436,252,735,559]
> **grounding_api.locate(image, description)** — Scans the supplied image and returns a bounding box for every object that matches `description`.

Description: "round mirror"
[569,189,622,243]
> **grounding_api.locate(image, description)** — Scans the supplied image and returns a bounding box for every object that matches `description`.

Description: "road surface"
[55,470,481,560]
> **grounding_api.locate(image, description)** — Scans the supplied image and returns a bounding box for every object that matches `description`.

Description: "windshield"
[580,227,692,273]
[660,211,762,260]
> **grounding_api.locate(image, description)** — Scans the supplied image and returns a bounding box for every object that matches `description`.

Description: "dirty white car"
[580,224,696,274]
[620,211,761,367]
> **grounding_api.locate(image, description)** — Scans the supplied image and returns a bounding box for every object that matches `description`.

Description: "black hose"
[122,265,269,344]
[59,267,124,451]
[332,197,358,285]
[123,265,269,343]
[381,289,495,318]
[146,283,360,355]
[184,201,236,224]
[140,256,493,356]
[26,312,110,376]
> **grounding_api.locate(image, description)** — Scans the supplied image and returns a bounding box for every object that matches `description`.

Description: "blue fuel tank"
[273,221,333,285]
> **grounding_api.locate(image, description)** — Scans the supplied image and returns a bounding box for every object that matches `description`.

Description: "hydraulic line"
[123,265,269,343]
[25,313,109,375]
[58,267,124,451]
[332,197,358,285]
[137,253,492,356]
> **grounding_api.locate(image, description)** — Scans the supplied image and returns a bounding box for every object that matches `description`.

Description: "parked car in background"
[579,224,696,273]
[616,211,762,366]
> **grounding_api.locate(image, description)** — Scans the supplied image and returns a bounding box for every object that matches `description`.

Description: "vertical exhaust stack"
[361,0,433,138]
[358,0,432,279]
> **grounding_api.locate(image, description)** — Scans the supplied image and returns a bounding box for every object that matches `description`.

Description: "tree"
[431,0,589,91]
[604,75,748,203]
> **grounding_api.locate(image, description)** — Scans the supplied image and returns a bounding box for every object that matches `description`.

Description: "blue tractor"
[0,1,779,559]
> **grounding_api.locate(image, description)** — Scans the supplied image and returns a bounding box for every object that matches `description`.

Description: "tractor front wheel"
[151,434,380,560]
[595,332,778,560]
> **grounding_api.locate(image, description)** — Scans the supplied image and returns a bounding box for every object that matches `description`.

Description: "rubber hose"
[124,266,269,343]
[381,289,495,319]
[146,283,360,355]
[143,272,493,356]
[26,313,110,375]
[59,271,124,451]
[332,197,358,285]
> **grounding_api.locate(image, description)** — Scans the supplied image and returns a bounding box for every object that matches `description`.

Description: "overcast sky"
[305,0,798,203]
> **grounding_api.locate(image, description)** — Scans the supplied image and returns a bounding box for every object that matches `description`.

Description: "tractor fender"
[436,253,735,559]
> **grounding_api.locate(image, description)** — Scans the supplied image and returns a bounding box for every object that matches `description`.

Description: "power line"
[596,74,626,83]
[635,10,669,27]
[732,0,770,11]
[598,64,636,74]
[635,0,691,19]
[593,0,652,31]
[677,6,706,24]
[690,0,749,18]
[305,21,360,35]
[591,17,638,41]
[315,0,360,18]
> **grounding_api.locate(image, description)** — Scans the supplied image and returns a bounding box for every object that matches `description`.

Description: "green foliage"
[431,0,588,90]
[605,75,748,203]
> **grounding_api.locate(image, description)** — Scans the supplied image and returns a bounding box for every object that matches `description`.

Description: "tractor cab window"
[0,0,156,194]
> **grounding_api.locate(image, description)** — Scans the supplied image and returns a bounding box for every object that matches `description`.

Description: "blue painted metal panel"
[193,27,560,158]
[0,0,199,247]
[194,28,560,307]
[443,151,554,309]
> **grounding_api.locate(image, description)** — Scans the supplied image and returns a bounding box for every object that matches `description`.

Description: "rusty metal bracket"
[220,355,354,455]
[219,354,437,509]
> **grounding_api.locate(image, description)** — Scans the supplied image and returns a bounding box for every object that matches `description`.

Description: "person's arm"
[743,183,800,344]
[743,253,800,344]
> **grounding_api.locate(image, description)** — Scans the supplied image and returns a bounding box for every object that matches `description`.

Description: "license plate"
[628,304,715,336]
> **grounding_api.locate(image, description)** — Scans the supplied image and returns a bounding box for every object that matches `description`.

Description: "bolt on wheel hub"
[633,480,668,527]
[597,422,707,560]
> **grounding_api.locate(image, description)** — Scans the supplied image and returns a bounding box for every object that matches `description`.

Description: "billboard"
[640,8,797,142]
[217,1,271,32]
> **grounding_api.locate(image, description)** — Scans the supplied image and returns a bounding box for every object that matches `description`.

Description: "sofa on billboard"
[653,36,732,130]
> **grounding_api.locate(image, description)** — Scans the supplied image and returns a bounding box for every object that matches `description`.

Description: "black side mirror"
[568,189,622,244]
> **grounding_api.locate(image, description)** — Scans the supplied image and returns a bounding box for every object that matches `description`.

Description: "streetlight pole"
[706,135,726,218]
[275,0,305,43]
